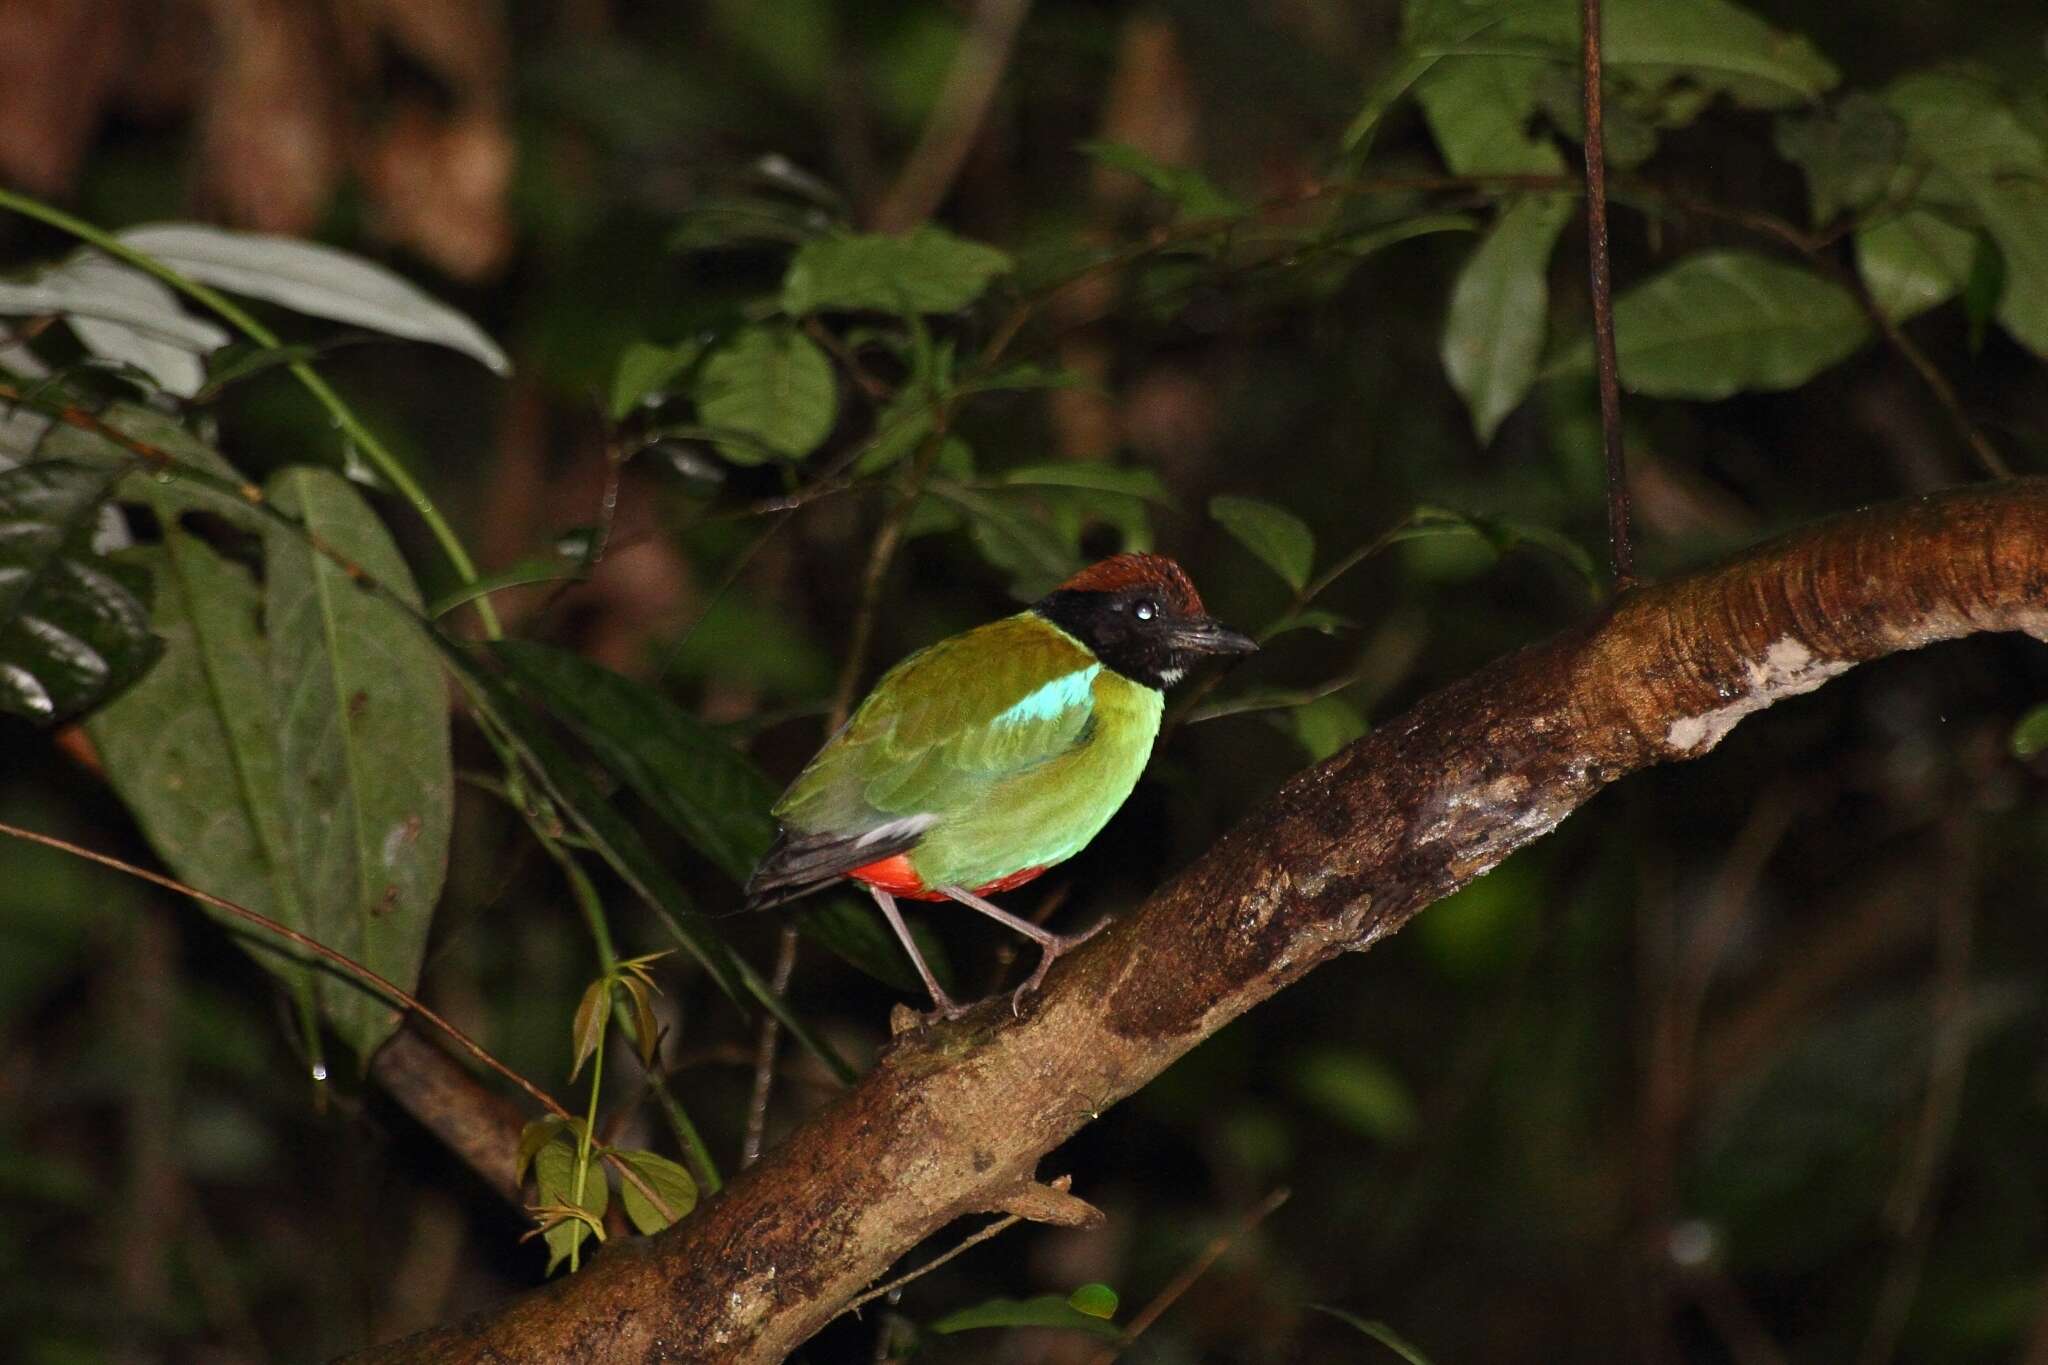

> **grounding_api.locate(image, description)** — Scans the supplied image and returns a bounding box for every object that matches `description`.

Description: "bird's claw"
[1010,916,1112,1015]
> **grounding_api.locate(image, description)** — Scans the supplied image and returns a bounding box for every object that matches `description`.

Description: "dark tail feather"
[739,824,925,914]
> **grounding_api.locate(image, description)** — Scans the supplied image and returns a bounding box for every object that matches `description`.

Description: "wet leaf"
[0,461,160,722]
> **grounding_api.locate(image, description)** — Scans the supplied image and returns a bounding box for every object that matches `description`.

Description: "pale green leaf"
[782,227,1012,315]
[1067,1283,1120,1320]
[2012,703,2048,760]
[1291,696,1369,762]
[1442,196,1573,441]
[609,338,702,419]
[1210,495,1314,592]
[614,1148,699,1234]
[1547,251,1870,399]
[1078,140,1246,218]
[693,326,837,463]
[1857,210,1976,322]
[1289,1048,1419,1143]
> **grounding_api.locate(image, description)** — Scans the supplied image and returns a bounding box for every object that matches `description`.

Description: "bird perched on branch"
[744,553,1256,1018]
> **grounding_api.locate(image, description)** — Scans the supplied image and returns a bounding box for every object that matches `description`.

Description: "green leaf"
[1000,463,1176,506]
[1291,696,1368,762]
[781,227,1013,315]
[1263,608,1356,641]
[1210,495,1315,591]
[1289,1048,1419,1143]
[614,1148,699,1234]
[1413,55,1566,176]
[79,415,323,1036]
[459,644,856,1082]
[2011,703,2048,760]
[491,640,776,884]
[1306,1305,1439,1365]
[1078,141,1246,218]
[569,977,608,1082]
[1331,213,1481,258]
[0,461,160,722]
[934,483,1083,601]
[427,555,587,619]
[1547,251,1871,399]
[1885,71,2048,356]
[516,1119,576,1182]
[1773,93,1905,227]
[931,1294,1125,1341]
[1442,196,1573,442]
[1067,1283,1120,1320]
[532,1138,609,1275]
[1857,210,1976,322]
[263,467,453,1061]
[609,338,703,419]
[693,326,837,463]
[1964,230,2006,354]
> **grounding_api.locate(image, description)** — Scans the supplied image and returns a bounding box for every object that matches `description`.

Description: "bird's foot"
[1009,916,1112,1015]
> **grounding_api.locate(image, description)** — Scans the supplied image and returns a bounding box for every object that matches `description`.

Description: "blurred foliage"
[1,1,2047,1362]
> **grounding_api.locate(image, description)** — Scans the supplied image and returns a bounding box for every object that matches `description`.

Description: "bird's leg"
[866,884,966,1020]
[937,886,1108,1013]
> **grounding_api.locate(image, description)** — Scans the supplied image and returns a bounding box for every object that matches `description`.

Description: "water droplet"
[310,1063,329,1083]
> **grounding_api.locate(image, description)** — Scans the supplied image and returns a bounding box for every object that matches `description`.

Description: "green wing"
[774,614,1100,836]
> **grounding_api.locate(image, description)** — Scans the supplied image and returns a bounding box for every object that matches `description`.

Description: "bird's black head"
[1033,553,1257,690]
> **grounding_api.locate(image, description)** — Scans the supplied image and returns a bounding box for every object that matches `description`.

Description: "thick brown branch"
[351,481,2048,1364]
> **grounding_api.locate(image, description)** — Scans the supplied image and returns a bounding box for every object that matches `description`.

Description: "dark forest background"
[3,1,2048,1361]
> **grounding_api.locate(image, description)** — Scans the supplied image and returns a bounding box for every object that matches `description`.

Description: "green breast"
[906,668,1162,890]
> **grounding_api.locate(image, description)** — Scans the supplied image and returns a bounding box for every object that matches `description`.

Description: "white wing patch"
[990,665,1100,728]
[854,814,938,847]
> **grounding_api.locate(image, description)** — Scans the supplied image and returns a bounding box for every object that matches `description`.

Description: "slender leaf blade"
[118,224,510,374]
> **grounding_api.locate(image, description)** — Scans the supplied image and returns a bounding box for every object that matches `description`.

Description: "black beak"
[1170,616,1259,656]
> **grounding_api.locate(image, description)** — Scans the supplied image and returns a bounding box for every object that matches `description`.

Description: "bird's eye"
[1134,600,1156,621]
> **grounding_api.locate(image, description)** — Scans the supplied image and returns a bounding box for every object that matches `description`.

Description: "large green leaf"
[88,534,317,1033]
[692,325,837,464]
[781,226,1012,315]
[1441,196,1573,442]
[1412,55,1566,176]
[1884,71,2048,356]
[0,461,159,722]
[263,468,452,1061]
[1547,251,1870,399]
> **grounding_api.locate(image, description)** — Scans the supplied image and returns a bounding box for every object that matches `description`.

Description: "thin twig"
[741,924,800,1169]
[840,1213,1024,1318]
[871,0,1034,233]
[1084,1187,1291,1362]
[1580,0,1634,589]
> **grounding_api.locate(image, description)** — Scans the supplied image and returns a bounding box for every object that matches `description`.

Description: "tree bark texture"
[354,481,2048,1363]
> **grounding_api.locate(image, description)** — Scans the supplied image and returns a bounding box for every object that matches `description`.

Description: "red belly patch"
[848,854,1048,902]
